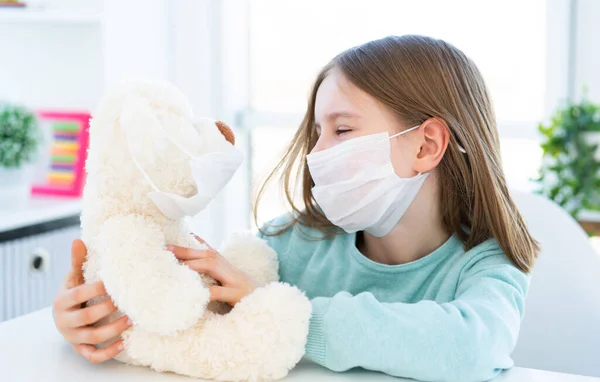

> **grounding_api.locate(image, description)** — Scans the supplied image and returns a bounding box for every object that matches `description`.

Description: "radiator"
[0,223,80,322]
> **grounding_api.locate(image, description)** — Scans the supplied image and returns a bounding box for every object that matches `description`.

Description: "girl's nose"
[311,134,334,154]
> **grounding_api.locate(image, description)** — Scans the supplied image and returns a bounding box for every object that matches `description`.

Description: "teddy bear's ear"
[216,121,235,145]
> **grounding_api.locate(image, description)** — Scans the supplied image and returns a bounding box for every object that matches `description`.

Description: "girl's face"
[311,68,420,178]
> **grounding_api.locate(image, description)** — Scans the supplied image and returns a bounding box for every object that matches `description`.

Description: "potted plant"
[535,96,600,220]
[0,101,42,208]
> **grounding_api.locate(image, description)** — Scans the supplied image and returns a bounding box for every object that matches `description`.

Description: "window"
[249,0,547,122]
[250,126,298,226]
[241,0,565,228]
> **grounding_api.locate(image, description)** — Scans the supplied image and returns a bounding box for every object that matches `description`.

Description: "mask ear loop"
[390,124,467,153]
[388,125,425,177]
[120,121,161,192]
[389,124,420,139]
[159,126,196,159]
[119,96,164,193]
[127,144,161,192]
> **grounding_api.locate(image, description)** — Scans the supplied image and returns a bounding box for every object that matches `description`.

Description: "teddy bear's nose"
[216,121,235,145]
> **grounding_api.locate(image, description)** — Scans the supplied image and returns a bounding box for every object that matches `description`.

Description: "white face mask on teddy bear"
[127,118,244,220]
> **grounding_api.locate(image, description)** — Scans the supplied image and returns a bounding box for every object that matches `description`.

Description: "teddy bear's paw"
[219,232,279,285]
[110,261,211,336]
[119,325,162,368]
[217,282,312,381]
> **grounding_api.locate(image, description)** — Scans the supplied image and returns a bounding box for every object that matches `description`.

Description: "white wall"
[0,0,171,109]
[0,0,103,110]
[102,0,170,91]
[574,0,600,102]
[544,0,572,116]
[0,23,103,110]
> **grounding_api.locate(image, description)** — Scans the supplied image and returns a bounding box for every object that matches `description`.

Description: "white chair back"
[511,190,600,377]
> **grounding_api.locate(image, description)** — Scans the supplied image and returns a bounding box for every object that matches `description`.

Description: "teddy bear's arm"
[124,282,312,381]
[219,232,280,286]
[96,214,210,335]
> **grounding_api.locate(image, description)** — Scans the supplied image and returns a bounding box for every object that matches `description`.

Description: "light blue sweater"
[257,216,530,382]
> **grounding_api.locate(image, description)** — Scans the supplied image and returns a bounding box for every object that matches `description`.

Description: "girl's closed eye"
[336,126,352,135]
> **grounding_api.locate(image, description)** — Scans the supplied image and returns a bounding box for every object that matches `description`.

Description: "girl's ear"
[413,118,450,173]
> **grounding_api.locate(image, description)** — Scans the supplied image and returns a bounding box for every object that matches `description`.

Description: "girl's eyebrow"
[325,111,361,121]
[314,111,361,128]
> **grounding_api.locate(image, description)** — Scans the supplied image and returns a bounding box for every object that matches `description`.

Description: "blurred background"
[0,0,599,326]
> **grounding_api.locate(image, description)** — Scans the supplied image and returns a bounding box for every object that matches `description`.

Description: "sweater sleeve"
[305,254,530,382]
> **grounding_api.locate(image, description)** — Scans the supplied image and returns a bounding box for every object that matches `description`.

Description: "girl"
[52,35,538,381]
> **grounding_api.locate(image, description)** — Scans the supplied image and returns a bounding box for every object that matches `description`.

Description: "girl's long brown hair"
[254,35,538,272]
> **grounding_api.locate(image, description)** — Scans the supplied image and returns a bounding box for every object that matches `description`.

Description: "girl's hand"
[52,239,132,363]
[168,237,259,306]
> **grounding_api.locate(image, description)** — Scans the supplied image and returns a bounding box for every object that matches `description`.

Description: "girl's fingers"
[209,286,241,305]
[65,239,87,289]
[184,257,231,284]
[71,239,88,271]
[168,246,217,261]
[64,299,118,328]
[193,235,215,250]
[72,315,132,346]
[74,340,124,364]
[55,282,106,311]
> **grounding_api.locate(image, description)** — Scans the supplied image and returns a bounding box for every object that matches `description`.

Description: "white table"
[0,196,82,233]
[1,308,598,382]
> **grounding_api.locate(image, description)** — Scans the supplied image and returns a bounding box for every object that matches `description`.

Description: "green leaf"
[535,92,600,219]
[0,101,41,168]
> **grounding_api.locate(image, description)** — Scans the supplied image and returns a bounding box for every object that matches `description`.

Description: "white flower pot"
[0,166,33,210]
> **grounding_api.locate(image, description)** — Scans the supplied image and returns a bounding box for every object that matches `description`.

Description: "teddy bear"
[79,78,312,382]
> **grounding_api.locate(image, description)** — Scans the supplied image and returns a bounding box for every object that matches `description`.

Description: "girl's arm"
[305,254,529,382]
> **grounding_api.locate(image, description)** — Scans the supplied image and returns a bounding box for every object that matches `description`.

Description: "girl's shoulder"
[456,236,531,288]
[256,213,340,257]
[454,227,518,270]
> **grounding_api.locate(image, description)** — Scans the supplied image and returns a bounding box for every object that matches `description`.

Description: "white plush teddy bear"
[80,78,312,382]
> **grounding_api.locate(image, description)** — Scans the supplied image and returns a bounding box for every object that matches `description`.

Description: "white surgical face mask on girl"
[306,125,427,237]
